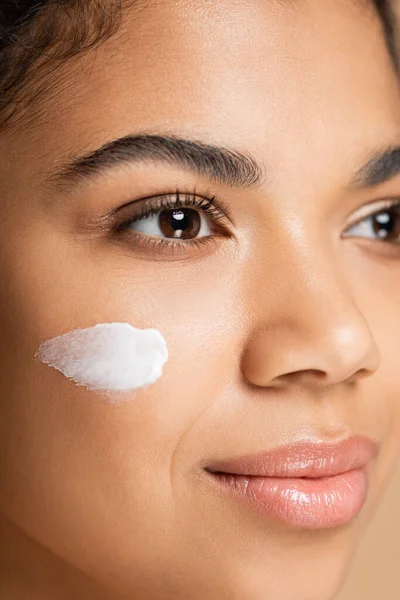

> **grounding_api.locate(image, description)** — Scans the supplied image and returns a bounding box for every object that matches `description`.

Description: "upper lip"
[206,435,378,479]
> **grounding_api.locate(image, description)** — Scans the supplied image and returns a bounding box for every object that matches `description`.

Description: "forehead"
[5,0,400,181]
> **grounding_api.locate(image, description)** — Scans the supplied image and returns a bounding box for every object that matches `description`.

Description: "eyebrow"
[351,147,400,188]
[45,133,266,193]
[45,134,400,195]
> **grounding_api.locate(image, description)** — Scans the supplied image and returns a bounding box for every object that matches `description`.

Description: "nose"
[241,263,380,391]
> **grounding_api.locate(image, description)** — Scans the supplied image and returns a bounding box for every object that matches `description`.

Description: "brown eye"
[158,208,201,239]
[127,206,213,240]
[344,202,400,245]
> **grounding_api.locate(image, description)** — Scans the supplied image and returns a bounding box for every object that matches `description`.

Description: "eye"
[343,201,400,245]
[129,206,213,240]
[113,191,231,250]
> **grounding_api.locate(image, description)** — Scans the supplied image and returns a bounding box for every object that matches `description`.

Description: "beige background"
[337,462,400,600]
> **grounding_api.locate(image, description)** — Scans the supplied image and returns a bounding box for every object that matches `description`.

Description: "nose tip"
[241,313,380,390]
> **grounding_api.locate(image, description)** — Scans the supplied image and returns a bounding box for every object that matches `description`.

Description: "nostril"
[276,369,327,386]
[347,368,373,383]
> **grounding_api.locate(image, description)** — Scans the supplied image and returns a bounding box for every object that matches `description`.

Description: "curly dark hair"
[0,0,398,132]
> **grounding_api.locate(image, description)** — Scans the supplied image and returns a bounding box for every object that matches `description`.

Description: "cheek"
[372,313,400,438]
[0,277,241,584]
[379,348,400,460]
[0,235,241,512]
[350,280,400,450]
[359,318,400,514]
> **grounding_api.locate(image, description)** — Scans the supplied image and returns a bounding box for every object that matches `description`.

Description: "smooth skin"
[0,1,400,599]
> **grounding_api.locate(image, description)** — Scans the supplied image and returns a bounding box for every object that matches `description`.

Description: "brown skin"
[0,1,400,599]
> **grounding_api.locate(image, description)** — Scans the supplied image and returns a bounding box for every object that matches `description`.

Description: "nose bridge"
[242,235,380,387]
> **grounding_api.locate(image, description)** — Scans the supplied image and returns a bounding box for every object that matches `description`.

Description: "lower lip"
[207,468,369,528]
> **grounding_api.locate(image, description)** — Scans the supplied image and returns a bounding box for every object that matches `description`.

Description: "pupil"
[159,208,201,239]
[171,210,187,231]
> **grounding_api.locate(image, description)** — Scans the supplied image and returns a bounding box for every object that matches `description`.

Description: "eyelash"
[111,190,400,254]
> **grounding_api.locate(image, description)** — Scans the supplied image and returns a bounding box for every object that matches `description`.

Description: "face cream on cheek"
[34,323,168,400]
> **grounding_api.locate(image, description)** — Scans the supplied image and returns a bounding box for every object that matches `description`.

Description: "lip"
[205,435,378,529]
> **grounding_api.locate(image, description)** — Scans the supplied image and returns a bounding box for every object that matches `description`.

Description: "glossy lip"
[206,435,378,478]
[204,435,378,529]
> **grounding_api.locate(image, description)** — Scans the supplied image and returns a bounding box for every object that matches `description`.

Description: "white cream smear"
[35,323,168,401]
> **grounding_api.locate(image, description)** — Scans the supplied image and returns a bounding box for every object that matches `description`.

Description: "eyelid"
[115,190,233,232]
[118,189,231,217]
[345,197,400,228]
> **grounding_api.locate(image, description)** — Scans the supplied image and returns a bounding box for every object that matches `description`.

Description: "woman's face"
[1,1,400,599]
